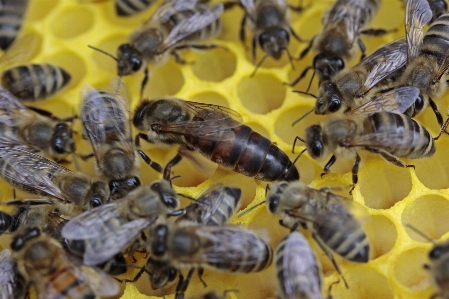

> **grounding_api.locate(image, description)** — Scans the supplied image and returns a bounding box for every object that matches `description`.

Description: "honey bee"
[81,78,161,199]
[61,180,180,266]
[238,0,303,76]
[0,249,26,299]
[290,0,383,86]
[0,86,75,162]
[300,111,435,190]
[10,226,120,299]
[133,98,300,182]
[275,230,322,299]
[0,0,29,51]
[427,0,447,22]
[1,64,71,102]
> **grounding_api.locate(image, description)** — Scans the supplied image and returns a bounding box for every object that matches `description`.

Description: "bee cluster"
[0,0,449,298]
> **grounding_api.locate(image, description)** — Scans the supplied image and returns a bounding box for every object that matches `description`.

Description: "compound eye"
[91,198,102,208]
[328,96,341,112]
[414,94,424,113]
[131,55,142,72]
[336,57,345,70]
[268,198,279,213]
[429,246,444,260]
[11,236,24,251]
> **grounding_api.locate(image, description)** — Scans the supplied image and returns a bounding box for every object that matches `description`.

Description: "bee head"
[52,123,75,154]
[11,227,40,251]
[151,180,179,212]
[313,53,344,82]
[117,43,143,76]
[266,181,289,214]
[317,81,341,114]
[429,243,449,260]
[305,125,325,159]
[90,181,108,207]
[259,28,289,60]
[146,258,177,290]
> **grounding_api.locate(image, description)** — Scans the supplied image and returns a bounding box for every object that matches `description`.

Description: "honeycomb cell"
[46,51,86,90]
[393,247,430,290]
[190,47,237,82]
[166,151,216,188]
[359,158,412,209]
[26,0,59,21]
[414,138,449,190]
[188,92,229,107]
[403,195,449,242]
[90,34,128,74]
[50,7,94,38]
[237,74,285,114]
[364,215,397,260]
[144,60,184,99]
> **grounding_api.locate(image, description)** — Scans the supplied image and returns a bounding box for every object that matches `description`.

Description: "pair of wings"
[240,0,287,18]
[140,0,223,54]
[81,77,135,164]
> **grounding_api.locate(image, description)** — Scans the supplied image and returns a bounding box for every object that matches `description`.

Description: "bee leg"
[321,155,337,178]
[312,232,349,289]
[79,153,95,161]
[326,279,341,299]
[251,35,257,62]
[429,98,444,126]
[359,28,396,36]
[434,117,449,140]
[140,67,149,99]
[138,149,163,173]
[197,267,207,287]
[356,38,366,60]
[298,36,315,59]
[164,153,183,183]
[25,106,58,119]
[349,154,361,195]
[135,133,152,146]
[285,66,313,86]
[288,26,304,42]
[239,13,247,45]
[171,51,190,65]
[123,266,147,283]
[175,268,195,299]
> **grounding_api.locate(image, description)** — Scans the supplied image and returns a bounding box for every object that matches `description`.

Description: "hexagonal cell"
[188,92,229,107]
[190,47,236,82]
[46,51,87,90]
[90,34,128,74]
[403,195,449,242]
[364,215,398,260]
[26,0,59,21]
[144,60,185,99]
[359,158,412,209]
[332,266,393,299]
[237,74,285,114]
[414,138,449,190]
[51,7,94,38]
[393,247,430,290]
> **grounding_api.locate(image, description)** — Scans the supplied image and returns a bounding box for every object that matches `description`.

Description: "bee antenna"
[286,148,306,177]
[305,70,316,93]
[291,104,318,126]
[292,89,318,99]
[405,223,435,243]
[88,45,119,62]
[250,52,271,78]
[292,136,305,154]
[285,47,295,70]
[237,200,265,218]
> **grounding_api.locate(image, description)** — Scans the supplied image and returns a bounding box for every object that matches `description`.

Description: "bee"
[115,0,156,16]
[1,64,71,102]
[0,86,76,162]
[0,249,26,299]
[61,180,180,266]
[81,78,161,199]
[300,111,435,190]
[238,0,304,76]
[275,230,322,299]
[427,0,447,22]
[10,226,120,299]
[133,98,299,182]
[290,0,383,86]
[0,0,29,51]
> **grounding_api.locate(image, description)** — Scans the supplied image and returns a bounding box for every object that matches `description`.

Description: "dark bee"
[133,98,299,182]
[0,86,75,162]
[81,78,161,199]
[0,0,29,51]
[0,249,26,299]
[10,227,120,299]
[290,0,383,86]
[1,64,71,101]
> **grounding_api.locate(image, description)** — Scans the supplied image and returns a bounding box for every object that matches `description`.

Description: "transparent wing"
[0,249,15,299]
[80,266,120,297]
[0,85,26,112]
[433,54,449,84]
[358,38,408,96]
[406,0,432,62]
[0,33,38,70]
[158,3,223,52]
[347,86,420,115]
[0,147,74,202]
[153,0,198,23]
[157,100,243,141]
[240,0,256,15]
[194,183,227,224]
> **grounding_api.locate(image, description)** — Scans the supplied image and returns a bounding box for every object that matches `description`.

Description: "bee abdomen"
[0,0,27,50]
[422,13,449,55]
[2,64,71,101]
[115,0,154,16]
[46,266,94,298]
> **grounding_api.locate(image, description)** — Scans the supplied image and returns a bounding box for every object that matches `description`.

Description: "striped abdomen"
[0,0,28,50]
[276,232,322,299]
[421,13,449,58]
[362,112,435,158]
[42,265,95,299]
[115,0,155,16]
[188,124,299,181]
[2,64,71,101]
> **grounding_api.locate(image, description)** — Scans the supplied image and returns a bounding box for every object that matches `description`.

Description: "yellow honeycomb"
[3,0,449,298]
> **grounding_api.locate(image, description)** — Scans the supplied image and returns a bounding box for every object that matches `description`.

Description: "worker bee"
[238,0,304,76]
[275,230,322,299]
[0,0,29,51]
[133,98,299,181]
[61,180,180,266]
[290,0,383,86]
[81,78,161,199]
[300,111,435,189]
[1,64,71,102]
[427,0,447,22]
[10,226,120,299]
[0,249,26,299]
[0,86,75,162]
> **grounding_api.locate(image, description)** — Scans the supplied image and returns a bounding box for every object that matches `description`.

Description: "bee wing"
[241,0,256,15]
[406,0,432,62]
[346,86,420,115]
[0,147,74,202]
[0,249,15,299]
[153,0,198,23]
[158,101,243,141]
[80,266,120,297]
[0,86,26,112]
[359,38,408,96]
[433,54,449,83]
[0,33,38,70]
[158,3,223,52]
[194,183,227,224]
